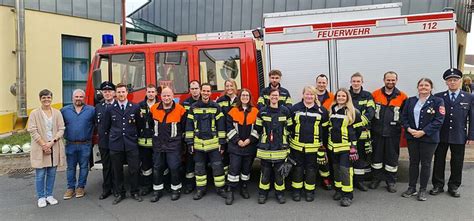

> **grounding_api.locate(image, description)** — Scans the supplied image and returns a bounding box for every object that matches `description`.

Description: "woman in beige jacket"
[27,89,66,208]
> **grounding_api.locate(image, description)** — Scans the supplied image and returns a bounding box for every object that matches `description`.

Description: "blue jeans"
[66,143,91,189]
[35,167,57,199]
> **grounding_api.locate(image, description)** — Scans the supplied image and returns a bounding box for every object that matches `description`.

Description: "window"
[199,48,241,91]
[156,51,189,94]
[62,35,90,106]
[147,34,165,43]
[101,53,146,91]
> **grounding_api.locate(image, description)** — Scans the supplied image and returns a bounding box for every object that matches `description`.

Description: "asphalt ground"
[0,159,473,221]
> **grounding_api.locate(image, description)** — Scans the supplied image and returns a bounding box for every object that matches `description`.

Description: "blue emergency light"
[102,34,114,47]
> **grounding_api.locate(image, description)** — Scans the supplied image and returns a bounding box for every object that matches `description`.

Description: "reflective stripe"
[292,181,303,189]
[185,172,195,179]
[171,183,182,191]
[185,131,194,139]
[278,116,287,122]
[319,170,330,177]
[215,112,224,120]
[257,97,265,105]
[289,138,320,153]
[227,174,240,182]
[375,104,381,119]
[240,174,250,181]
[194,137,220,151]
[141,169,153,176]
[138,138,153,147]
[154,120,159,136]
[251,127,259,139]
[354,168,365,175]
[304,182,315,191]
[335,181,342,188]
[256,149,288,160]
[153,184,164,190]
[218,131,226,139]
[187,114,194,120]
[163,168,169,175]
[193,108,217,114]
[385,165,398,172]
[256,118,263,126]
[184,105,190,110]
[227,129,238,140]
[196,175,207,187]
[262,116,272,122]
[275,182,285,191]
[393,107,400,122]
[286,97,293,104]
[366,99,375,108]
[364,168,372,173]
[171,123,177,137]
[372,163,383,169]
[214,175,225,187]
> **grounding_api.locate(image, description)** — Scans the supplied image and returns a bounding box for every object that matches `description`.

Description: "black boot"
[276,192,286,204]
[292,189,301,202]
[240,183,250,199]
[355,181,369,192]
[369,179,381,189]
[150,190,163,203]
[225,187,234,205]
[333,191,342,201]
[184,182,195,194]
[257,193,267,204]
[305,190,314,202]
[141,186,153,196]
[171,190,180,201]
[193,189,206,200]
[216,187,226,199]
[340,197,352,207]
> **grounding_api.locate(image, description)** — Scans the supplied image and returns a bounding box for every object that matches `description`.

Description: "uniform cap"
[443,68,462,80]
[100,81,116,90]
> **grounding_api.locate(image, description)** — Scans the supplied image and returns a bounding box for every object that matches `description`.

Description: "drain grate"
[7,168,34,176]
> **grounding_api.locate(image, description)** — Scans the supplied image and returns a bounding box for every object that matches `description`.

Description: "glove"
[349,146,359,162]
[317,146,328,165]
[278,156,297,178]
[188,145,194,154]
[364,140,372,155]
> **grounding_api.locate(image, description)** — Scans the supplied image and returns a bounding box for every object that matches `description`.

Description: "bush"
[0,132,31,146]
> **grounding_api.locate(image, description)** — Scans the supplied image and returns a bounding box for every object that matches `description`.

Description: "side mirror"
[92,69,102,89]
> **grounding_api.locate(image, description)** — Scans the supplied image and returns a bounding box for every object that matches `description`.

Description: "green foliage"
[0,132,31,146]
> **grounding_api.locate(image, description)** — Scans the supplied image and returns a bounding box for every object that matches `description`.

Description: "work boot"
[292,189,301,202]
[322,178,333,190]
[171,190,180,201]
[193,189,206,200]
[417,190,427,201]
[340,197,352,207]
[305,190,315,202]
[355,181,368,192]
[225,187,234,205]
[369,179,381,189]
[150,190,163,203]
[112,194,126,205]
[333,191,342,201]
[184,183,195,194]
[216,187,227,199]
[257,194,267,204]
[140,186,152,196]
[401,187,417,198]
[276,193,286,204]
[63,189,75,200]
[240,183,250,199]
[429,186,444,196]
[131,193,143,202]
[386,183,397,193]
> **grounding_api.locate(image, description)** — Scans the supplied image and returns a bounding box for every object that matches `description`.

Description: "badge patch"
[439,106,445,115]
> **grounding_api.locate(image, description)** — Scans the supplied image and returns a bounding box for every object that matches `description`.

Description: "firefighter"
[315,74,334,190]
[225,88,259,205]
[104,83,143,204]
[181,80,201,194]
[95,81,116,200]
[328,88,361,207]
[149,87,187,202]
[289,86,329,202]
[255,88,293,204]
[185,83,227,200]
[349,73,375,191]
[431,68,474,198]
[137,84,159,196]
[257,69,292,110]
[216,79,238,176]
[370,71,407,193]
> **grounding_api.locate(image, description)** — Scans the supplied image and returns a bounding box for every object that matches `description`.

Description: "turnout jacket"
[255,105,293,162]
[137,97,157,147]
[288,101,329,153]
[226,106,259,156]
[150,101,186,152]
[257,83,292,109]
[216,94,237,115]
[350,87,375,139]
[371,87,407,137]
[401,95,445,143]
[185,99,226,151]
[328,105,361,153]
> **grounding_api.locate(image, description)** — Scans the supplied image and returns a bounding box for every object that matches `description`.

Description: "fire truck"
[85,3,457,157]
[86,3,457,105]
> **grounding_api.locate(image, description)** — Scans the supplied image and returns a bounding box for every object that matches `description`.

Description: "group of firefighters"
[95,67,472,207]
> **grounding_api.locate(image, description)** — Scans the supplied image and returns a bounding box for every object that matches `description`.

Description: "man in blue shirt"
[61,89,96,200]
